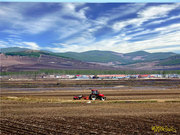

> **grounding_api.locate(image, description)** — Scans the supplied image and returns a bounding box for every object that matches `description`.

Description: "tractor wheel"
[90,95,97,100]
[101,97,106,101]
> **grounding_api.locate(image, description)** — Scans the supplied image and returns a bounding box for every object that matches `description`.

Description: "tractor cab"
[91,89,99,95]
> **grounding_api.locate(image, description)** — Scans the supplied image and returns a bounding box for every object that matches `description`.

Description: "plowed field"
[1,84,180,134]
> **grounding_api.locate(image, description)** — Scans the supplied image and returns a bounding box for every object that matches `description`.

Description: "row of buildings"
[43,74,180,79]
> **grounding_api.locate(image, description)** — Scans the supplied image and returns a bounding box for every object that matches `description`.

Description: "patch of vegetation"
[157,55,180,66]
[4,51,71,59]
[160,60,180,66]
[1,69,180,76]
[165,100,180,103]
[125,51,149,57]
[5,51,41,57]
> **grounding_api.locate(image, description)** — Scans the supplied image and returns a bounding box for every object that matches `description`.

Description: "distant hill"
[0,47,179,71]
[58,50,176,65]
[58,50,126,63]
[2,49,71,59]
[0,53,114,72]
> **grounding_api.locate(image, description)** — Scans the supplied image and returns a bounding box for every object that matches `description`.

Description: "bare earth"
[1,85,180,135]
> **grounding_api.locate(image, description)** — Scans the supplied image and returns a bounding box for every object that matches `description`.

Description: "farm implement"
[73,89,106,101]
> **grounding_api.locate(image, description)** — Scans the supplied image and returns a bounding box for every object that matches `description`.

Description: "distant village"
[40,74,180,80]
[2,73,180,80]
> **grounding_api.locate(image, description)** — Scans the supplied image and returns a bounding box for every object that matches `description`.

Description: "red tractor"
[73,89,106,101]
[89,89,106,101]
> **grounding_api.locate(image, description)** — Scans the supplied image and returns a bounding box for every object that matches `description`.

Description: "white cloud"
[0,3,57,34]
[50,28,180,53]
[146,47,180,53]
[0,39,23,49]
[112,3,180,31]
[1,3,180,54]
[57,3,146,44]
[54,4,91,40]
[0,38,41,50]
[122,31,180,53]
[138,4,179,19]
[57,19,91,40]
[149,15,180,25]
[65,31,96,45]
[23,42,40,50]
[154,23,180,34]
[124,23,180,41]
[0,4,23,21]
[0,45,6,48]
[92,4,146,32]
[61,3,88,20]
[0,40,8,45]
[0,40,8,48]
[0,3,89,35]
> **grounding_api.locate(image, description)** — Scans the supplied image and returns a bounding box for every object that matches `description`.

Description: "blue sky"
[0,3,180,53]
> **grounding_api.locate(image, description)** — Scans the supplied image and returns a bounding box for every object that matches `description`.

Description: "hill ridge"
[1,47,179,71]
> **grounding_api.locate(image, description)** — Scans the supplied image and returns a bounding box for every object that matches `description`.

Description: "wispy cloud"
[0,3,88,35]
[50,24,180,53]
[112,3,180,31]
[61,3,88,20]
[139,4,179,18]
[0,38,40,50]
[154,23,180,34]
[22,42,40,50]
[0,3,180,53]
[0,40,8,48]
[146,47,180,53]
[147,14,180,25]
[0,3,57,34]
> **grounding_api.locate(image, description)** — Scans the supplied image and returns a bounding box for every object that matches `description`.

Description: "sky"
[0,2,180,53]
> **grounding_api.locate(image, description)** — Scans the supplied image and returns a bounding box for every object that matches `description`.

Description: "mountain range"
[1,47,180,71]
[58,50,177,65]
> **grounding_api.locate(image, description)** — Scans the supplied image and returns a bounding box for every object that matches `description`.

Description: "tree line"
[1,69,180,76]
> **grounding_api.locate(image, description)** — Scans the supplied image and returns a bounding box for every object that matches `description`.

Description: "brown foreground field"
[0,80,180,134]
